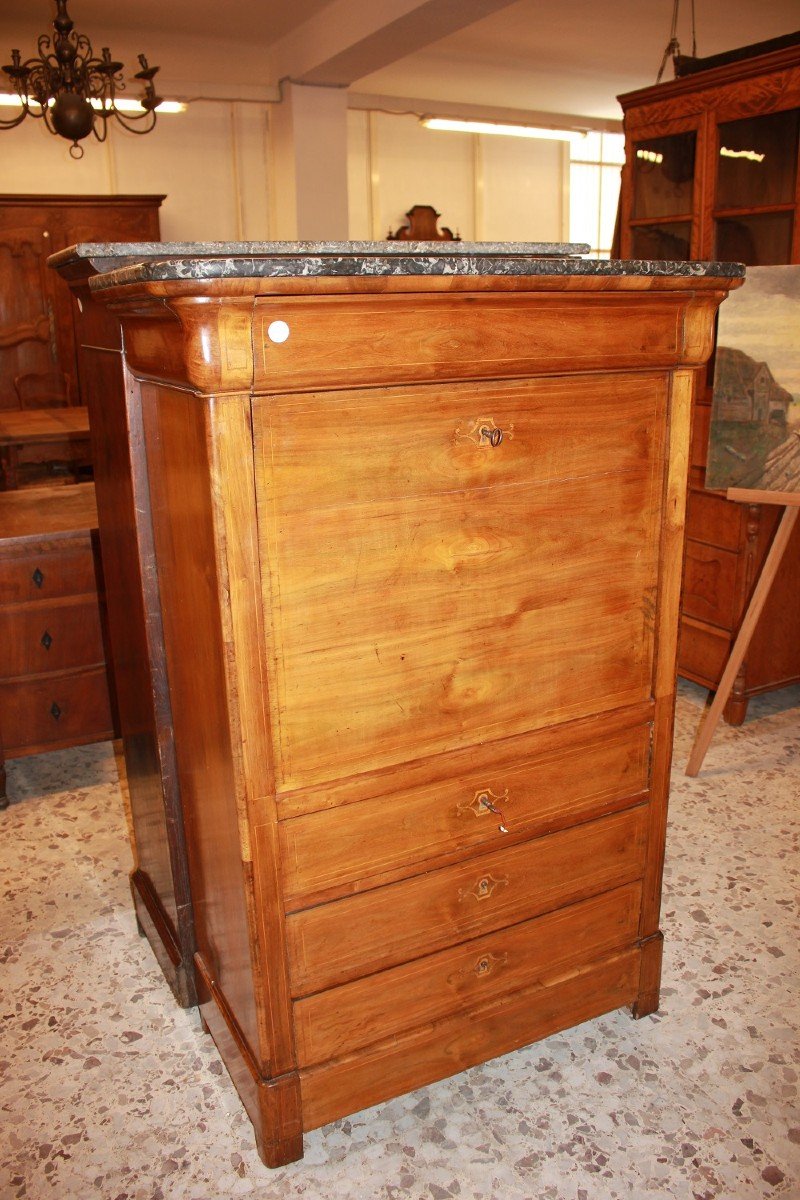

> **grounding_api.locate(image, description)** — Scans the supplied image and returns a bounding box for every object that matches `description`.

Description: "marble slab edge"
[48,240,589,275]
[83,253,746,290]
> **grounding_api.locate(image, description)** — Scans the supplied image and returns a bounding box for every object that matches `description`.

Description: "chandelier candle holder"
[1,0,163,157]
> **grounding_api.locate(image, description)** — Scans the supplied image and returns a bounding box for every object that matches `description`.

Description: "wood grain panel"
[300,947,640,1133]
[294,882,642,1066]
[139,383,264,1053]
[277,702,655,820]
[685,488,743,551]
[280,723,651,907]
[261,466,662,790]
[286,804,648,994]
[253,293,686,392]
[682,541,739,629]
[256,373,665,514]
[690,399,711,471]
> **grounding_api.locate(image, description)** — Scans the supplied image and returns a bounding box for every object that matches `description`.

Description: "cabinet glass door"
[632,132,696,217]
[714,108,799,264]
[630,131,696,261]
[716,109,799,208]
[716,213,794,265]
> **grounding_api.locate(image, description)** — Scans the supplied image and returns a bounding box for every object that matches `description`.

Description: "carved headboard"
[387,204,461,241]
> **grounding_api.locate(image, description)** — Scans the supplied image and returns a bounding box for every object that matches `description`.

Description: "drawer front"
[280,721,651,907]
[0,667,113,756]
[293,881,642,1067]
[678,617,730,686]
[0,545,97,604]
[257,373,666,515]
[0,598,105,679]
[256,376,666,791]
[682,540,738,629]
[685,489,743,551]
[254,293,686,393]
[286,804,649,995]
[300,948,640,1134]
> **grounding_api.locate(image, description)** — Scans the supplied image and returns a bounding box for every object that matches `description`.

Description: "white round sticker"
[267,320,290,344]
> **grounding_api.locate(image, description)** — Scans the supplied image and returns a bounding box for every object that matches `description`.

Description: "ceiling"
[1,0,798,121]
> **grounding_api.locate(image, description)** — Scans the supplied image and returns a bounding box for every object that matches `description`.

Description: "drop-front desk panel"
[81,244,741,1166]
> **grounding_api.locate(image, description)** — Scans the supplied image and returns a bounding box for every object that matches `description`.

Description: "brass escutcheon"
[474,951,508,977]
[457,787,510,819]
[459,872,509,903]
[454,416,514,448]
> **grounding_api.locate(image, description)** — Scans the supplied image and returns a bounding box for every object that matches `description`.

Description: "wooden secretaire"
[78,243,740,1165]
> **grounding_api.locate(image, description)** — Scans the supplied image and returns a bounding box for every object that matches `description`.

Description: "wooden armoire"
[0,194,163,411]
[617,40,800,722]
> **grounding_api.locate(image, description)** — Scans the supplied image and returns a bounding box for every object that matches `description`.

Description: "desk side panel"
[138,382,297,1107]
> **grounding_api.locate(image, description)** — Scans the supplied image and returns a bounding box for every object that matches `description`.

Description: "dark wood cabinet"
[0,194,163,413]
[618,43,800,722]
[0,483,114,807]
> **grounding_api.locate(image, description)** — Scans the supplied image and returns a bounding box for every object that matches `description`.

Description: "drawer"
[678,617,730,686]
[253,292,687,393]
[685,489,742,551]
[682,540,738,629]
[255,372,668,515]
[0,542,97,604]
[280,721,651,907]
[0,667,113,756]
[300,947,640,1134]
[286,803,649,995]
[0,597,105,679]
[293,881,642,1066]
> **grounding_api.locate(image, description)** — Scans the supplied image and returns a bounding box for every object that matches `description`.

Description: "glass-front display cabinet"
[618,39,800,722]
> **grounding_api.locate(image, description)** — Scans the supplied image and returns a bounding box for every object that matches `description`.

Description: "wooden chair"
[13,369,72,410]
[387,204,460,241]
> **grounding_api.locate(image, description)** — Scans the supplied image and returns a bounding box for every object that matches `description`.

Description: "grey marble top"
[50,239,590,268]
[48,240,745,289]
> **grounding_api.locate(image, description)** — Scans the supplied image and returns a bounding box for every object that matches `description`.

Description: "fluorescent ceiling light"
[0,92,185,114]
[101,98,185,113]
[421,116,586,142]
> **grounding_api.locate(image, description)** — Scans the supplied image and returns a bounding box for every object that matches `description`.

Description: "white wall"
[347,110,567,242]
[0,101,567,244]
[0,101,270,242]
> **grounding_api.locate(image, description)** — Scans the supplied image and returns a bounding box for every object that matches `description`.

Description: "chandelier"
[1,0,162,158]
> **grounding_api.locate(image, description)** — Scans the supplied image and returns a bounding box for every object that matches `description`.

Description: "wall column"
[270,82,349,240]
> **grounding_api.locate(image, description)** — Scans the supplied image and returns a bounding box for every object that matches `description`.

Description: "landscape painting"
[706,264,800,494]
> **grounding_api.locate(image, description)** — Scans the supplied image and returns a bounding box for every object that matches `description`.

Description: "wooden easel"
[685,487,800,777]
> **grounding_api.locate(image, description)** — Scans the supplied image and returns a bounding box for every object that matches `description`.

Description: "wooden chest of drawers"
[0,483,114,806]
[83,244,739,1166]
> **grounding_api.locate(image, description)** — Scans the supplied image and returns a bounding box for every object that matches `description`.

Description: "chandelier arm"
[0,106,33,130]
[1,0,162,152]
[102,107,159,133]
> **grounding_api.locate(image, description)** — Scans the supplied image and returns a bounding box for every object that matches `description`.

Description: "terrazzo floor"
[1,679,798,1200]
